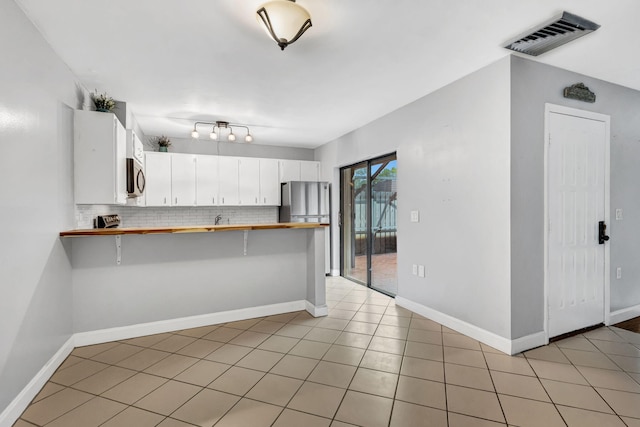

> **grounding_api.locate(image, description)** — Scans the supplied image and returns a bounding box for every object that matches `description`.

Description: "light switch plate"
[418,265,425,277]
[411,210,420,223]
[412,264,418,275]
[616,209,623,220]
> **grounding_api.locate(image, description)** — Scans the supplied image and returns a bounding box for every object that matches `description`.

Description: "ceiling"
[14,0,640,148]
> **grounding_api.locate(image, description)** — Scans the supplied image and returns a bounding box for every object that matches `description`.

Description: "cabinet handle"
[222,197,224,204]
[255,197,258,204]
[264,197,266,203]
[213,197,215,204]
[164,197,167,204]
[175,197,178,205]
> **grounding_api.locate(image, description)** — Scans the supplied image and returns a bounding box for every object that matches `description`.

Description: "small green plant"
[152,135,172,149]
[91,91,116,112]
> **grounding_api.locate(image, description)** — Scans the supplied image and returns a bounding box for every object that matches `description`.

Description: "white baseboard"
[0,300,309,427]
[305,301,329,317]
[609,304,640,325]
[0,337,75,427]
[510,331,548,354]
[395,297,545,355]
[75,300,307,347]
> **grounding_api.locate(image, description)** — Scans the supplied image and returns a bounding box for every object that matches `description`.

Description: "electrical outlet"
[410,210,420,223]
[418,265,425,277]
[616,209,623,220]
[412,264,418,275]
[617,267,622,279]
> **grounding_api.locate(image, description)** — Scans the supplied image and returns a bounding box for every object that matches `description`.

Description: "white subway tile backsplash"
[75,205,278,229]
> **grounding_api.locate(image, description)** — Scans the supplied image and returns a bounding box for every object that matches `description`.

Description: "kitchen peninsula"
[60,223,328,346]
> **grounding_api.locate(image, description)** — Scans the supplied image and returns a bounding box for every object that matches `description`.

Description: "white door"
[196,155,219,206]
[218,156,239,205]
[300,160,320,181]
[144,152,171,207]
[238,157,260,205]
[259,158,280,205]
[546,105,610,338]
[279,159,301,182]
[171,153,197,206]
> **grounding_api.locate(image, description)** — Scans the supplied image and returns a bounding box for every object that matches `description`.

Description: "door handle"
[599,221,610,244]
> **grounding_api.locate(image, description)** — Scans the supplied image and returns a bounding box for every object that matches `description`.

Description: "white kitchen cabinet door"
[74,110,127,205]
[238,157,260,205]
[300,160,321,181]
[279,159,301,183]
[144,152,171,207]
[218,156,240,205]
[196,155,219,206]
[171,153,197,206]
[260,158,281,205]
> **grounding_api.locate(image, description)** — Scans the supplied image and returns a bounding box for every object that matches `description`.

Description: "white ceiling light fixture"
[191,121,253,143]
[256,0,312,51]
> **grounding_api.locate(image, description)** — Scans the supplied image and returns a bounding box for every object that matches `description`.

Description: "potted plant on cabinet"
[152,135,172,152]
[91,91,116,113]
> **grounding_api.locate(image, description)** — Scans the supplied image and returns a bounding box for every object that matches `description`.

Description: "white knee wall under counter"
[61,224,328,333]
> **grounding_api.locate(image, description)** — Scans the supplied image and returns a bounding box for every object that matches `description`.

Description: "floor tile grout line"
[524,334,627,426]
[478,340,508,426]
[440,325,451,427]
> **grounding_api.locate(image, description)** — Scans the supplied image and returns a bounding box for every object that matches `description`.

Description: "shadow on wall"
[0,239,73,412]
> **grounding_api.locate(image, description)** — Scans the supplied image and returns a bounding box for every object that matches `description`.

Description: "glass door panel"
[370,156,397,295]
[341,163,368,284]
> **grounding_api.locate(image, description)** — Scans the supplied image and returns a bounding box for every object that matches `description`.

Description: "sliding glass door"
[341,153,397,296]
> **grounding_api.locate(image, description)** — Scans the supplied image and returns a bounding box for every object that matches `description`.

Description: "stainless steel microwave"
[126,157,145,198]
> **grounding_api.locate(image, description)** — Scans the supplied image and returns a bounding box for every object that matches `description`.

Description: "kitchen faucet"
[215,214,222,225]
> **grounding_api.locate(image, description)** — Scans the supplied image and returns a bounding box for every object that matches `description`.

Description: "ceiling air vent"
[504,11,600,56]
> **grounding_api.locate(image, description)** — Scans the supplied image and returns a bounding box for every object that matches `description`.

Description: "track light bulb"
[209,130,217,140]
[245,134,253,143]
[228,132,236,142]
[191,129,199,138]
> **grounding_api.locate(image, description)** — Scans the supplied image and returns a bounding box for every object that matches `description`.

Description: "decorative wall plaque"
[563,83,596,103]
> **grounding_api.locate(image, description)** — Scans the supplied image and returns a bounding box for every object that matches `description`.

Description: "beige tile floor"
[14,276,640,426]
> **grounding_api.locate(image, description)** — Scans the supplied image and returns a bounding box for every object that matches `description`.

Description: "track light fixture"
[256,0,312,50]
[190,121,253,143]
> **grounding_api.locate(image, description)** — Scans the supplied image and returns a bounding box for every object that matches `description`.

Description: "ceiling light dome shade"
[257,0,312,50]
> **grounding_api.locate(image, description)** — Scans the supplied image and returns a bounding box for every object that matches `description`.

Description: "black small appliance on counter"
[94,215,121,229]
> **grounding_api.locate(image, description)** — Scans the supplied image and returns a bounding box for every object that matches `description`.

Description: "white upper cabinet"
[196,155,218,206]
[171,153,196,206]
[74,110,127,205]
[300,160,321,181]
[142,154,318,207]
[238,157,260,205]
[260,159,281,205]
[279,159,321,182]
[279,159,301,183]
[144,152,171,207]
[218,156,239,205]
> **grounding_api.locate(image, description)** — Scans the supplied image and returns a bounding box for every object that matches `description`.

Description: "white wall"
[152,137,315,160]
[316,57,513,338]
[510,56,640,336]
[70,229,314,332]
[0,0,83,412]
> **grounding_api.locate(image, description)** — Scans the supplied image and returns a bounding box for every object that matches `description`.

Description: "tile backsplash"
[76,205,279,229]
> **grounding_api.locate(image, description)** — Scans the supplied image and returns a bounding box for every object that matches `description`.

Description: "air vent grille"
[505,11,600,56]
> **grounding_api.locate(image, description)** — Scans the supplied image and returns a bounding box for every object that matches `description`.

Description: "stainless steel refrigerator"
[280,181,331,223]
[280,181,332,274]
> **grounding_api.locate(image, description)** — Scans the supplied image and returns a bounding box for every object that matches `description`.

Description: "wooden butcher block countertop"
[60,222,329,237]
